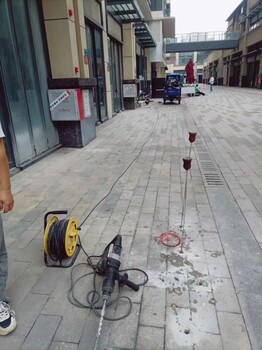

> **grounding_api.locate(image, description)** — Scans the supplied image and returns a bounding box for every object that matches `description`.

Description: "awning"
[134,22,156,48]
[106,0,144,23]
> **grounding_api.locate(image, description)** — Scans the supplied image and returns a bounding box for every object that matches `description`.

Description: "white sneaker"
[0,301,17,335]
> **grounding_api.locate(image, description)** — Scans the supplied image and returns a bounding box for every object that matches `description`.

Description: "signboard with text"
[48,89,91,121]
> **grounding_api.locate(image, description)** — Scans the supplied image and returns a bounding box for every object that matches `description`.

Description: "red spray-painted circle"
[158,231,181,248]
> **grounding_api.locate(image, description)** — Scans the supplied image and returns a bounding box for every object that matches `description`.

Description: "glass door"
[0,0,58,166]
[85,23,107,124]
[94,29,107,122]
[11,0,48,154]
[86,25,98,124]
[109,39,122,114]
[0,0,34,164]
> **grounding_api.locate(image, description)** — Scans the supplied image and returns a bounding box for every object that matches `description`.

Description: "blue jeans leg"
[0,214,8,302]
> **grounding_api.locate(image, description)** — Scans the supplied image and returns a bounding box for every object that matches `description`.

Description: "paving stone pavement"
[1,85,262,350]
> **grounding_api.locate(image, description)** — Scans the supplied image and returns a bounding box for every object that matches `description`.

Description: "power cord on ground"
[45,104,157,321]
[77,104,160,230]
[67,237,148,321]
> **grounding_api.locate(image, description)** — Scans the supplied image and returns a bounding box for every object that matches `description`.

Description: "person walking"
[209,76,214,92]
[0,121,17,335]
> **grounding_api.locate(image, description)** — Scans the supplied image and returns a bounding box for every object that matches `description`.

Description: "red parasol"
[185,59,194,84]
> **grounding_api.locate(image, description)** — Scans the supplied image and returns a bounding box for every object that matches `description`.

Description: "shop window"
[85,23,107,124]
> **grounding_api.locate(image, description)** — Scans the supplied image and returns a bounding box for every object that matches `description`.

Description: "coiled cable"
[47,219,69,261]
[67,236,149,321]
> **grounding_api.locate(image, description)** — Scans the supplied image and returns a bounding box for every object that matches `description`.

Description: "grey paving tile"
[217,312,252,350]
[32,266,66,295]
[10,228,41,249]
[166,285,190,309]
[140,286,165,327]
[2,88,261,350]
[189,291,219,334]
[6,260,31,290]
[49,342,78,350]
[199,216,217,232]
[0,334,26,350]
[237,290,262,350]
[78,309,112,350]
[242,210,262,243]
[108,303,140,349]
[202,231,223,252]
[206,251,231,278]
[129,227,150,269]
[7,266,40,308]
[54,312,87,344]
[192,331,223,350]
[21,314,61,350]
[136,326,164,350]
[211,277,241,313]
[165,307,193,350]
[207,187,262,347]
[15,293,49,337]
[137,213,154,229]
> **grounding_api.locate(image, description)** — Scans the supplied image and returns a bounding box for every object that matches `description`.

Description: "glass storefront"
[0,0,58,167]
[108,39,123,115]
[85,22,107,124]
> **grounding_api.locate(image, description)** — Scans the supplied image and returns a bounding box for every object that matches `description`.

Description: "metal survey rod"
[180,157,192,253]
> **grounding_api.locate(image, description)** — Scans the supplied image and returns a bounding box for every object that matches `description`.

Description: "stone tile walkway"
[1,85,262,350]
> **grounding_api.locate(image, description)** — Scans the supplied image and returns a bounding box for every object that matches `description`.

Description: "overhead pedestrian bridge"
[166,31,239,52]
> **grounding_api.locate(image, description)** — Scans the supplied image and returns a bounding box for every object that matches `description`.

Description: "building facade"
[0,0,175,170]
[203,0,262,88]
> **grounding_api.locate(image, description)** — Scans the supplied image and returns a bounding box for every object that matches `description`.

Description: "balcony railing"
[165,31,240,44]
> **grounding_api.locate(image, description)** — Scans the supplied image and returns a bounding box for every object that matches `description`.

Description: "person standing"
[0,121,17,335]
[209,76,214,91]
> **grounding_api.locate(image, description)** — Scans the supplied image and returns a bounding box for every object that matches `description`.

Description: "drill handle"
[125,279,139,292]
[119,273,139,292]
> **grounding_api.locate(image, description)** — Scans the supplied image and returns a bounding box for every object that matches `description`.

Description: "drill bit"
[94,299,107,350]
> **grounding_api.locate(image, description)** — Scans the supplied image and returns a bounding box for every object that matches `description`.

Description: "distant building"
[203,0,262,88]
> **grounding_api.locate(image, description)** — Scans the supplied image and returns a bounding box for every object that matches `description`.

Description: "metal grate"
[194,141,224,187]
[202,172,224,186]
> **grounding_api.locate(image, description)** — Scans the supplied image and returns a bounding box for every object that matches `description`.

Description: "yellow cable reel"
[65,216,78,257]
[44,215,79,258]
[44,215,58,256]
